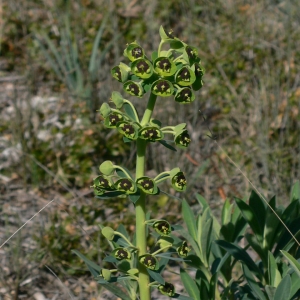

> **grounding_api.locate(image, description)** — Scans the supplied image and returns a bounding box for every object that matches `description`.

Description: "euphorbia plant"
[73,26,204,300]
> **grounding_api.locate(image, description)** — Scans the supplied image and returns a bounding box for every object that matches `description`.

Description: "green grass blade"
[281,250,300,277]
[180,269,200,300]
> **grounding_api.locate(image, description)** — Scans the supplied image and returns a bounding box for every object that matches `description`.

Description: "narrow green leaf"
[268,251,281,287]
[290,180,300,202]
[99,282,132,300]
[265,285,276,300]
[249,190,267,230]
[195,193,209,211]
[245,233,268,266]
[234,197,263,245]
[180,269,200,300]
[221,199,232,225]
[290,271,300,298]
[209,272,218,300]
[243,264,267,300]
[147,269,164,284]
[216,240,262,277]
[72,249,101,272]
[182,200,197,241]
[273,275,291,300]
[159,140,177,151]
[200,218,213,267]
[281,250,300,277]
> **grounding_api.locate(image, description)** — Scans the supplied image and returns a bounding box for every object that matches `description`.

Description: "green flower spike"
[175,66,196,86]
[136,176,159,195]
[158,282,175,297]
[174,86,195,103]
[123,80,144,97]
[115,178,137,194]
[111,62,130,82]
[174,130,191,148]
[139,127,164,142]
[112,247,131,260]
[151,79,174,97]
[192,63,204,91]
[153,220,171,236]
[104,112,124,128]
[124,42,145,61]
[177,240,191,257]
[154,57,176,77]
[131,58,153,79]
[170,168,187,192]
[139,254,159,270]
[117,121,139,140]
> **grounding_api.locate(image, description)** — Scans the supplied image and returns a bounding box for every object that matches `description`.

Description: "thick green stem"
[135,93,157,300]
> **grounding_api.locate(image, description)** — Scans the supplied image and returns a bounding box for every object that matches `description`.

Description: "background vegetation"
[0,0,299,299]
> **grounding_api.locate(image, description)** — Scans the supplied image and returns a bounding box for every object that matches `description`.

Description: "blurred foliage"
[1,0,300,288]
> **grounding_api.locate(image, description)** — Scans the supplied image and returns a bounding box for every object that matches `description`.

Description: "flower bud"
[139,254,158,270]
[158,282,175,297]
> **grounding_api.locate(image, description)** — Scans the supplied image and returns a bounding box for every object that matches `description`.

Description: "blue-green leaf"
[180,268,200,300]
[290,180,300,202]
[182,200,197,241]
[281,250,300,277]
[72,249,101,271]
[273,275,291,300]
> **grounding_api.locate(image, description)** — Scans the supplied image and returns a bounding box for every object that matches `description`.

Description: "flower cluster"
[92,160,187,200]
[111,26,204,103]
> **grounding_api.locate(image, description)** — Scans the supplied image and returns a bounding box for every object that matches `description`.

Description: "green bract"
[123,80,144,97]
[124,42,145,61]
[153,220,171,236]
[174,129,191,149]
[111,91,124,109]
[117,121,139,140]
[174,86,195,103]
[192,63,204,91]
[99,160,115,175]
[136,176,159,194]
[131,58,153,79]
[151,79,174,97]
[154,56,176,76]
[139,254,159,270]
[99,102,111,118]
[104,112,124,128]
[102,226,115,241]
[114,178,137,194]
[170,168,187,191]
[138,126,164,142]
[158,282,175,297]
[175,66,196,86]
[111,62,130,82]
[100,268,112,281]
[112,247,131,260]
[184,45,200,65]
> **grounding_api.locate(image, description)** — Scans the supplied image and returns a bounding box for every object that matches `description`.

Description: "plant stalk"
[135,93,157,300]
